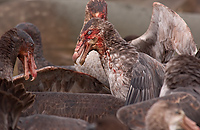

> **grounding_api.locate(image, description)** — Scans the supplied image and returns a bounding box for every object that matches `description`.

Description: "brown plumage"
[13,66,110,94]
[15,22,75,73]
[18,114,88,130]
[117,93,200,130]
[14,23,110,94]
[21,92,125,123]
[159,54,200,99]
[0,79,35,130]
[0,28,37,81]
[146,100,200,130]
[15,22,53,74]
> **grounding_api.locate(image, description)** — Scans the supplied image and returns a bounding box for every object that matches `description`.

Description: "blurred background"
[0,0,199,68]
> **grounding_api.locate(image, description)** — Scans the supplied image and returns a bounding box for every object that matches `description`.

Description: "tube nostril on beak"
[88,39,95,45]
[88,37,98,45]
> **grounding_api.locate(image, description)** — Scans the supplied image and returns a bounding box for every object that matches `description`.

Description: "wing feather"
[13,66,110,94]
[125,53,164,105]
[130,2,197,63]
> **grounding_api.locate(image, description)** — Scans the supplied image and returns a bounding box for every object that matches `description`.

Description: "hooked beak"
[72,37,97,65]
[23,53,37,81]
[180,115,200,130]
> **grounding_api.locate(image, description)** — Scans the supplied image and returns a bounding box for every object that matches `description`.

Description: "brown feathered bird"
[160,54,200,98]
[0,79,35,130]
[14,22,110,94]
[0,28,37,81]
[117,93,200,130]
[146,100,200,130]
[15,22,75,72]
[15,22,53,73]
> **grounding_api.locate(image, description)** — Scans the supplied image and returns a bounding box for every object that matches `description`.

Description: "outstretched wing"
[130,2,197,63]
[13,66,110,94]
[21,92,125,123]
[125,53,164,104]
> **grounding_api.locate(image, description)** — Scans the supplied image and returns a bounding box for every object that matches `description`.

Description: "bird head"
[14,29,37,81]
[146,100,200,130]
[72,18,109,65]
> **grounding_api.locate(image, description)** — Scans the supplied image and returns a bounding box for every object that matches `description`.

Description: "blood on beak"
[72,37,97,65]
[23,53,37,81]
[72,40,86,64]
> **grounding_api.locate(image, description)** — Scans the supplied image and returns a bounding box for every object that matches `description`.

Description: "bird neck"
[26,30,43,60]
[31,35,52,68]
[100,23,139,71]
[99,35,138,99]
[0,29,21,81]
[101,34,138,75]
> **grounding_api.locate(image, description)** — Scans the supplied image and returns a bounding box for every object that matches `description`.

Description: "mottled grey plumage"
[21,92,125,123]
[129,2,197,63]
[73,2,198,103]
[75,1,197,92]
[73,17,164,102]
[75,0,109,87]
[117,54,200,130]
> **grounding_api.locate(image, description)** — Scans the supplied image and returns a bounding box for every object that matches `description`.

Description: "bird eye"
[175,111,181,115]
[87,30,92,35]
